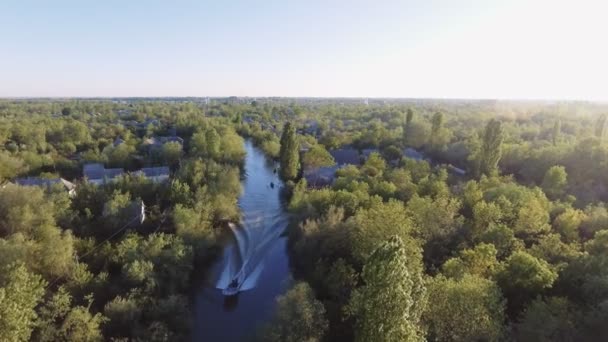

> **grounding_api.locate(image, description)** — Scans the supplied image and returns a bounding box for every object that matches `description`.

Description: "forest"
[1,98,608,341]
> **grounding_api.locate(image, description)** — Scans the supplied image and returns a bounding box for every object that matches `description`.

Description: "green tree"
[347,200,420,266]
[35,289,107,342]
[302,144,335,170]
[497,251,558,313]
[260,282,328,342]
[403,108,415,146]
[279,122,299,180]
[430,111,444,150]
[515,297,579,342]
[205,127,221,159]
[541,165,567,199]
[424,275,505,342]
[406,108,414,126]
[552,118,561,146]
[161,141,183,167]
[348,236,426,342]
[474,119,504,177]
[441,243,499,279]
[0,152,26,182]
[0,263,46,342]
[595,114,607,139]
[553,208,584,243]
[361,152,386,178]
[471,200,503,241]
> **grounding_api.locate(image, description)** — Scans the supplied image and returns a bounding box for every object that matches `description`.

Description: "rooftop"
[330,148,361,166]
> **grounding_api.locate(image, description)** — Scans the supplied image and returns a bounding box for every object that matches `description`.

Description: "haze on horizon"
[1,0,606,101]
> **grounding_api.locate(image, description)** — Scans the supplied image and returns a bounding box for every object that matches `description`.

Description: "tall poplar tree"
[552,118,561,146]
[403,108,415,146]
[430,111,444,150]
[279,122,299,180]
[475,119,504,178]
[595,114,608,140]
[348,236,426,342]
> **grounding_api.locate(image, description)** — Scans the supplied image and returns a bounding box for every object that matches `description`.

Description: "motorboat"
[222,278,239,296]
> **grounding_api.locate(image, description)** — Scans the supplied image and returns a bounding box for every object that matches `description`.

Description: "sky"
[1,0,606,100]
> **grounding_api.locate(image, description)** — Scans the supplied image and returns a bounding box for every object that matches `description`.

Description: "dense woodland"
[1,98,608,341]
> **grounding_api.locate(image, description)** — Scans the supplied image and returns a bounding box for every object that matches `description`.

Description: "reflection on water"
[191,141,293,341]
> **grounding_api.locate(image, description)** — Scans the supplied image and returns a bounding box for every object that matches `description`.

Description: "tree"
[594,114,607,139]
[552,119,561,146]
[302,144,335,170]
[361,152,386,178]
[471,201,503,241]
[279,122,299,180]
[403,108,415,146]
[441,243,499,279]
[406,108,414,126]
[36,289,107,342]
[515,297,579,342]
[0,263,46,342]
[541,165,567,199]
[347,236,426,342]
[430,111,444,150]
[553,208,584,243]
[497,251,557,313]
[424,275,505,342]
[347,200,420,267]
[0,152,26,182]
[474,119,504,177]
[161,141,183,168]
[205,127,221,159]
[61,107,72,116]
[260,282,328,342]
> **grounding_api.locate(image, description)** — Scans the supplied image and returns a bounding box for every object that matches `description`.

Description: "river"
[191,140,293,341]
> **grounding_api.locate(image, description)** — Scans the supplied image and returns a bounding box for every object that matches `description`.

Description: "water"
[191,141,293,341]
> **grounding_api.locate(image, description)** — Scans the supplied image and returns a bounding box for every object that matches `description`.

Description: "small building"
[302,120,320,136]
[144,136,184,149]
[361,148,379,161]
[14,177,76,197]
[299,141,313,154]
[113,138,126,147]
[83,163,125,185]
[330,148,361,166]
[403,148,425,161]
[447,164,467,176]
[134,166,170,183]
[103,200,145,226]
[303,165,340,188]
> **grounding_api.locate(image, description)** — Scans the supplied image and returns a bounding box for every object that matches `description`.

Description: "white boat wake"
[215,212,288,295]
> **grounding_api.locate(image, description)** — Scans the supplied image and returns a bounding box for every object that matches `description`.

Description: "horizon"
[2,0,607,101]
[1,96,606,104]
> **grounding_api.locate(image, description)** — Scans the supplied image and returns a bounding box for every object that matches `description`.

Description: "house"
[103,200,145,226]
[330,148,361,166]
[134,166,170,183]
[14,177,76,197]
[144,136,184,149]
[299,141,313,154]
[301,120,320,136]
[403,148,425,161]
[303,165,340,188]
[113,138,126,147]
[361,148,379,161]
[83,163,125,185]
[447,164,467,176]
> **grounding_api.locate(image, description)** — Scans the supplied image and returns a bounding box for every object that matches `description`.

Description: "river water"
[191,141,293,341]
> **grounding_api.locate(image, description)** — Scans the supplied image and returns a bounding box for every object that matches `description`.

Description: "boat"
[222,278,240,296]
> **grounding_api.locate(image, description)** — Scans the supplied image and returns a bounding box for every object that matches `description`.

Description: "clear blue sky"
[1,0,606,100]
